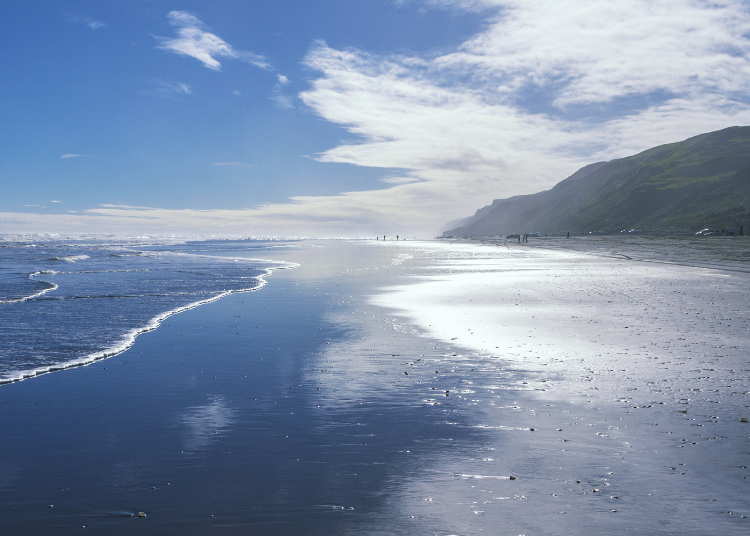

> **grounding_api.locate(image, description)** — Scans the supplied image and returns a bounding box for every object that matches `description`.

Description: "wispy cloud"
[157,11,270,71]
[61,154,92,159]
[64,14,106,29]
[271,92,294,110]
[271,74,294,109]
[50,200,62,203]
[213,162,253,168]
[142,79,193,98]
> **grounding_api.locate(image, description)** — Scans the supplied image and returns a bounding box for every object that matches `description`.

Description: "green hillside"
[444,126,750,237]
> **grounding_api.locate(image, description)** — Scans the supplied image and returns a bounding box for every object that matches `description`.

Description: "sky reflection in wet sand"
[0,238,748,534]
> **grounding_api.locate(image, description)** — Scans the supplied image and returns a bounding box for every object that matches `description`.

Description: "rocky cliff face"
[443,126,750,237]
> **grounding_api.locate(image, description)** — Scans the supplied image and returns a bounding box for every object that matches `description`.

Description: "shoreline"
[1,238,748,534]
[0,260,294,385]
[446,234,750,273]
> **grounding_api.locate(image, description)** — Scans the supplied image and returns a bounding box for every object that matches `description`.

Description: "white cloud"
[50,200,62,203]
[61,154,92,158]
[381,176,422,184]
[157,11,270,71]
[433,0,750,107]
[271,75,294,109]
[143,79,192,98]
[64,14,106,29]
[232,90,241,96]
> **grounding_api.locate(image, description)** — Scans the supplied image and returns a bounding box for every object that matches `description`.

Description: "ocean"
[0,236,294,383]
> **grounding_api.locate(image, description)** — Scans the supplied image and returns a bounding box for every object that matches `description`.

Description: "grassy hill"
[444,126,750,237]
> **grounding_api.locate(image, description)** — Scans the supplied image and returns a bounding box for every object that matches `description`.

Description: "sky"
[3,0,750,237]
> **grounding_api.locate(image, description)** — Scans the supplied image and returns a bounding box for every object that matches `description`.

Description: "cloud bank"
[157,11,269,71]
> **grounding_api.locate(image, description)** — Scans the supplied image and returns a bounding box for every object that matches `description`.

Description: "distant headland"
[443,126,750,238]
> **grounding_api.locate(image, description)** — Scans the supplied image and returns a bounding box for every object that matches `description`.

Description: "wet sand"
[1,238,748,534]
[371,237,750,533]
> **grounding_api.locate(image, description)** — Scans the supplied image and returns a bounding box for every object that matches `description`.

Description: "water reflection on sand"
[180,395,235,452]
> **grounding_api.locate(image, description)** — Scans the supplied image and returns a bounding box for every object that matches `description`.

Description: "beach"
[1,237,748,534]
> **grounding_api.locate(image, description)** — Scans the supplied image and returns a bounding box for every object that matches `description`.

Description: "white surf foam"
[0,262,294,385]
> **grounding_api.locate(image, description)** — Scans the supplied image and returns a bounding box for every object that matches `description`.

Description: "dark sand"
[1,238,748,535]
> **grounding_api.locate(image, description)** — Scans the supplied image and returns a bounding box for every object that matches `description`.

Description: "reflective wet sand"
[1,238,748,534]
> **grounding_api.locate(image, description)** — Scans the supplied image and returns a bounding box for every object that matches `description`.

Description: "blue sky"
[3,0,750,236]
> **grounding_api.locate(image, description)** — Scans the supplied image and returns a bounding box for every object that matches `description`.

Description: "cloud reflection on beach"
[180,395,234,452]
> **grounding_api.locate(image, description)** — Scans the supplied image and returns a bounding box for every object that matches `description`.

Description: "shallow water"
[0,236,291,382]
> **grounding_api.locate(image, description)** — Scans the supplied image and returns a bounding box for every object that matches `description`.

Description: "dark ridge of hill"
[443,126,750,237]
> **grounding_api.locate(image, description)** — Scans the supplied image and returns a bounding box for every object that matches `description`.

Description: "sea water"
[0,235,294,383]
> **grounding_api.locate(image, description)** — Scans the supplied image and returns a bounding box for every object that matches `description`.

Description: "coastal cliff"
[443,126,750,237]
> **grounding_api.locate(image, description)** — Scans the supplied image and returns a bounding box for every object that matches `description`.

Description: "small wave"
[43,291,217,300]
[0,281,58,304]
[0,268,280,385]
[47,269,152,275]
[50,255,90,262]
